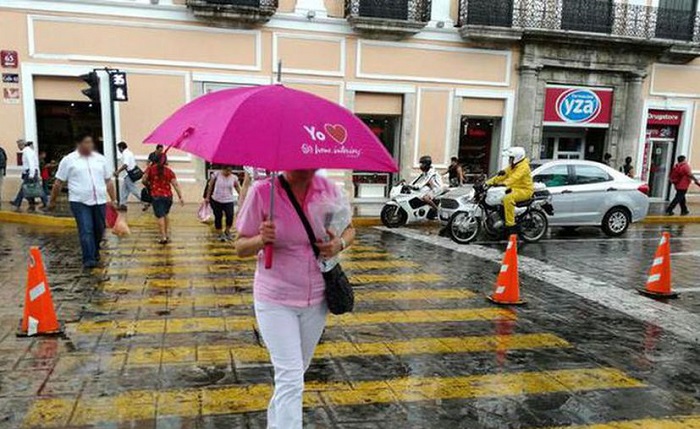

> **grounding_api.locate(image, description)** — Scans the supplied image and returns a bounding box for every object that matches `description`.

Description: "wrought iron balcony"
[187,0,278,26]
[345,0,432,39]
[458,0,700,43]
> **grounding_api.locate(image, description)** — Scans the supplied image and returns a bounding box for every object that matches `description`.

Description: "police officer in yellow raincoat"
[486,147,534,235]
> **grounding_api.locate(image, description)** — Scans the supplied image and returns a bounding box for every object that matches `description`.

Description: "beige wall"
[359,42,510,85]
[325,0,345,17]
[354,93,403,115]
[277,35,343,74]
[34,77,85,101]
[33,18,259,69]
[285,82,341,103]
[0,11,28,165]
[462,98,505,117]
[417,89,451,166]
[0,7,521,201]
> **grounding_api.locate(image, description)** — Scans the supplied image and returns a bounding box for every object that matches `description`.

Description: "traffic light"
[80,71,100,102]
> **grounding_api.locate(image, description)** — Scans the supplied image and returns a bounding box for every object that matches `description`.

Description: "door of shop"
[647,140,675,200]
[541,131,586,160]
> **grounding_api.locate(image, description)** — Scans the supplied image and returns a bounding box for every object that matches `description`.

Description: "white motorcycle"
[380,181,446,228]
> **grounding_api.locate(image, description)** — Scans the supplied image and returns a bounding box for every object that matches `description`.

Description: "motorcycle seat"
[515,199,533,208]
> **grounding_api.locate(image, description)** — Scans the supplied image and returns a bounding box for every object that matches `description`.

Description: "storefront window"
[353,115,400,198]
[459,117,499,183]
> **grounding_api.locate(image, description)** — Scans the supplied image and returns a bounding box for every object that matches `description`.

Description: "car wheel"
[602,207,630,237]
[380,205,407,228]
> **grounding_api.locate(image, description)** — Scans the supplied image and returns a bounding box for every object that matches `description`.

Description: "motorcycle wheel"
[519,210,548,243]
[448,211,481,244]
[380,205,408,228]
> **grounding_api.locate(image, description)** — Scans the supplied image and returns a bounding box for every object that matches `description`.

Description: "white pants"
[254,300,327,429]
[119,176,141,206]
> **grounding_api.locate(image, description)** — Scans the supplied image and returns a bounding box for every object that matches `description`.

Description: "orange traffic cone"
[487,235,526,305]
[17,247,63,337]
[637,232,679,299]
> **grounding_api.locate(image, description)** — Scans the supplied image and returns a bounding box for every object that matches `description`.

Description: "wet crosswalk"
[18,219,700,428]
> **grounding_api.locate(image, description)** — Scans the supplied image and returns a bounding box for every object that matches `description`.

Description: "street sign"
[0,50,18,68]
[109,71,128,102]
[2,73,19,84]
[3,87,20,104]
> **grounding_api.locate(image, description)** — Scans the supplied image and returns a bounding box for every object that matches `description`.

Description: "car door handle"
[606,187,618,192]
[561,190,574,194]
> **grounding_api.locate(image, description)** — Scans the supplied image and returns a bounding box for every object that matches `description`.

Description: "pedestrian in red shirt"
[142,161,185,243]
[666,155,700,216]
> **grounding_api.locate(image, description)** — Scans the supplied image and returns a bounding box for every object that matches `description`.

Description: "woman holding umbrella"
[144,84,397,427]
[235,169,354,427]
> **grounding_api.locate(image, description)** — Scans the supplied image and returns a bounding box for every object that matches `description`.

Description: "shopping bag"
[105,204,118,228]
[112,212,131,236]
[22,180,44,199]
[198,200,212,223]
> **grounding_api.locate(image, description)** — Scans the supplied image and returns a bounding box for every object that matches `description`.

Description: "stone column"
[429,0,454,27]
[619,72,645,164]
[513,65,540,154]
[400,92,417,179]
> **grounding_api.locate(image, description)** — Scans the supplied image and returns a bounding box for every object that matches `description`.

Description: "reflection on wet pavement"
[0,215,699,428]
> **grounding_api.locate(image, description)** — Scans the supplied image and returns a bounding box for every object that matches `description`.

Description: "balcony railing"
[345,0,432,23]
[187,0,278,25]
[458,0,700,42]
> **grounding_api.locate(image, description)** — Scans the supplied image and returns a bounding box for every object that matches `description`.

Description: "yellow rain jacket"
[486,158,534,227]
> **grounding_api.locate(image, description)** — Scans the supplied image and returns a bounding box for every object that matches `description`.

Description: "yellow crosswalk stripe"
[94,288,477,310]
[547,416,700,428]
[113,333,570,367]
[22,367,643,428]
[75,308,515,335]
[104,260,418,275]
[101,273,445,293]
[103,244,379,256]
[102,251,391,264]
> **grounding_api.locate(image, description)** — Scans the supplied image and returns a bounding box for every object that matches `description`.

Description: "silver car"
[531,160,650,236]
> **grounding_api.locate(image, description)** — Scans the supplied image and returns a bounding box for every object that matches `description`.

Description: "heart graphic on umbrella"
[325,124,347,145]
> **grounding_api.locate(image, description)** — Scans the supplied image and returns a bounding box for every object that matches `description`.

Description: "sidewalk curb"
[354,217,382,227]
[642,215,700,224]
[0,210,76,228]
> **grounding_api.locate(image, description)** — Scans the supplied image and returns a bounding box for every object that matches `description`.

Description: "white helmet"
[503,146,526,164]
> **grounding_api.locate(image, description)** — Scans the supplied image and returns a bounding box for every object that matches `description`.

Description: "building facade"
[0,0,699,204]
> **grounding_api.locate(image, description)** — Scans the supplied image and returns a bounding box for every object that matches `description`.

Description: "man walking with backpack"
[667,155,700,216]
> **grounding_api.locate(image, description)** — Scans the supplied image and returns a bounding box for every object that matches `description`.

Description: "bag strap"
[278,175,320,258]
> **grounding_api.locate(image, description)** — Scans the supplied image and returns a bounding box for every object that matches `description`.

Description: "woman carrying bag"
[235,169,355,429]
[205,166,242,241]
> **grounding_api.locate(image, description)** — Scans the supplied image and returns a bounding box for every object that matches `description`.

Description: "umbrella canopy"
[144,85,398,173]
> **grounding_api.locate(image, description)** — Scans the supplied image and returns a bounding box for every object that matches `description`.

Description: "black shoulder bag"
[279,175,354,315]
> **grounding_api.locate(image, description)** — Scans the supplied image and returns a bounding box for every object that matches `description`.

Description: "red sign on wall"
[0,50,18,68]
[647,110,683,126]
[543,85,614,128]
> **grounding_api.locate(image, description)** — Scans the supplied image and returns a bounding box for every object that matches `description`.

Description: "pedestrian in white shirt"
[49,134,117,269]
[11,140,47,211]
[113,141,142,209]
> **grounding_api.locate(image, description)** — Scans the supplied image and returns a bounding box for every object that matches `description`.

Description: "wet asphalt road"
[0,214,699,428]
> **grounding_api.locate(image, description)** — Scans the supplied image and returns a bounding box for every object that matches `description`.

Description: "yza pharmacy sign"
[543,85,613,128]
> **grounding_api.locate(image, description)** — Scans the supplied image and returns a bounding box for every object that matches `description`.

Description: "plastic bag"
[198,200,213,223]
[112,212,131,236]
[105,204,118,229]
[307,186,352,272]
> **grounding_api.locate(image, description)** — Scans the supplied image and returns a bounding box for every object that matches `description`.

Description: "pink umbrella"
[144,84,398,267]
[144,85,398,172]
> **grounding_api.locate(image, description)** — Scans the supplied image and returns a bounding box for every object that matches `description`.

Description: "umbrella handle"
[264,244,273,269]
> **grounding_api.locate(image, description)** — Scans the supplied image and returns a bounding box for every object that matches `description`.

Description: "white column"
[429,0,454,27]
[295,0,328,18]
